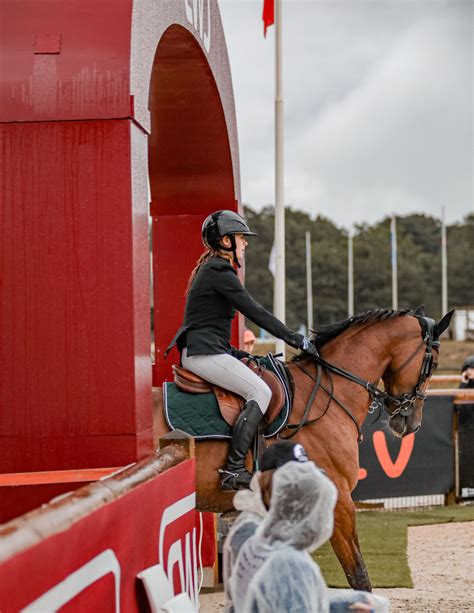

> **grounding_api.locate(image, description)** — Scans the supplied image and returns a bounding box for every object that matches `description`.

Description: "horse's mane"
[306,307,413,351]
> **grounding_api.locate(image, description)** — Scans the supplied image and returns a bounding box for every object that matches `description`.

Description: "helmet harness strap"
[219,234,241,268]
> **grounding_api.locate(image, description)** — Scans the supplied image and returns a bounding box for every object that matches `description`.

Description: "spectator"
[460,355,474,389]
[231,461,337,612]
[231,460,389,613]
[223,441,309,610]
[458,355,474,432]
[244,329,256,354]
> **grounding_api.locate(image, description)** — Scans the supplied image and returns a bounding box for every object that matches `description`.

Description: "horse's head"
[382,307,454,438]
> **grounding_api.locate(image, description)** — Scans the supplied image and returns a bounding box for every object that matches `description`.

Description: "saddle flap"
[212,386,244,427]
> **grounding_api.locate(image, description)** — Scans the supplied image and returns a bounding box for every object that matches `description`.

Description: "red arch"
[149,25,235,215]
[149,25,238,382]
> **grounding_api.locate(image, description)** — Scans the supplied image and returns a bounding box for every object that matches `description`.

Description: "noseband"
[286,315,439,442]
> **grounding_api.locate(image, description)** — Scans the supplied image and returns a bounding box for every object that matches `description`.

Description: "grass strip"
[313,504,474,588]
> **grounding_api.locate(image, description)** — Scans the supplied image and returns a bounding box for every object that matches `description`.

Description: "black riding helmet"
[462,355,474,372]
[202,210,257,268]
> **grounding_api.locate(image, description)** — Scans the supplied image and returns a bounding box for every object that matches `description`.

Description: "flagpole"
[348,227,354,317]
[305,231,313,332]
[441,206,448,315]
[274,0,285,357]
[391,214,398,310]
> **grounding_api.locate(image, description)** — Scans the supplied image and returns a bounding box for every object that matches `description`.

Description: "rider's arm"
[214,268,304,349]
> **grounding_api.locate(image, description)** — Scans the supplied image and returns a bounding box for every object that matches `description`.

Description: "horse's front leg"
[330,491,372,592]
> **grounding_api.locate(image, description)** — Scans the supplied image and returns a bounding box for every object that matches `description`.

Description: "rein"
[281,361,363,442]
[281,315,439,441]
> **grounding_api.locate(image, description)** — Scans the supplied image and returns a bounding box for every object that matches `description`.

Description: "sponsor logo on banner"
[159,492,199,608]
[358,432,415,480]
[23,550,121,612]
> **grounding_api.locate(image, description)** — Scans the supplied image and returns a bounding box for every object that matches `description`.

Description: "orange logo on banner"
[373,431,415,478]
[358,431,415,480]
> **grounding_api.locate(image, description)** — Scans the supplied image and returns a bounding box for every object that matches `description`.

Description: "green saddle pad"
[163,355,291,440]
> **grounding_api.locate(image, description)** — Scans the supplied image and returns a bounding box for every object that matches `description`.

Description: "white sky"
[219,0,473,228]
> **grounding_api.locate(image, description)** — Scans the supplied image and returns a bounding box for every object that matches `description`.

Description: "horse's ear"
[414,305,426,316]
[434,309,455,338]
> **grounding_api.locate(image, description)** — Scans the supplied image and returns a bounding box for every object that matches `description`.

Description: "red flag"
[263,0,274,37]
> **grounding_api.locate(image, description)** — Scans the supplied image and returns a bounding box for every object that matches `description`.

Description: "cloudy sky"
[219,0,473,229]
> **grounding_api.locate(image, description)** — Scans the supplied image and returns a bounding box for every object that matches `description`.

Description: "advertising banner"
[353,396,454,500]
[0,459,198,612]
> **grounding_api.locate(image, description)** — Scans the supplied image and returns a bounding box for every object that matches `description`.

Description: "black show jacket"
[166,256,303,357]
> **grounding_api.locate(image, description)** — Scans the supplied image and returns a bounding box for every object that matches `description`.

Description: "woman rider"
[166,210,319,490]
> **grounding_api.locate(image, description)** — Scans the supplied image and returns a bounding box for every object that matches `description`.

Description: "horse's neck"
[322,320,396,384]
[286,323,394,428]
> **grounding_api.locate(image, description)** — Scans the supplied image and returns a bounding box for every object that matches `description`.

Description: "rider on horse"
[166,210,319,490]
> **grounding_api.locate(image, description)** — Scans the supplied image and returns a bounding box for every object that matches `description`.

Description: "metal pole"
[305,231,313,332]
[348,228,354,316]
[441,205,448,315]
[274,0,285,357]
[391,215,398,310]
[454,408,460,500]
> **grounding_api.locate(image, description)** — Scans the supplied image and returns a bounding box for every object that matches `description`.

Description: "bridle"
[281,315,439,442]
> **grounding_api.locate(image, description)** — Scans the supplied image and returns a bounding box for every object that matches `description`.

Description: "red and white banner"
[0,459,199,612]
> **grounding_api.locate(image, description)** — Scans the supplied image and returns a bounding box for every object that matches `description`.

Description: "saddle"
[172,358,286,428]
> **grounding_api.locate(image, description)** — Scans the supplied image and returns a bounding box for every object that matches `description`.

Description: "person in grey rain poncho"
[222,472,267,612]
[231,460,337,613]
[223,442,309,611]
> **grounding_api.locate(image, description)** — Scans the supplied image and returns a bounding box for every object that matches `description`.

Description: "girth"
[172,359,286,427]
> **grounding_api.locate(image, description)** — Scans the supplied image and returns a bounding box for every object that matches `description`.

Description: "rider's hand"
[301,337,319,358]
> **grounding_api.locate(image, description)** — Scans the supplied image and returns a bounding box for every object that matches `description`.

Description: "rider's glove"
[301,336,319,358]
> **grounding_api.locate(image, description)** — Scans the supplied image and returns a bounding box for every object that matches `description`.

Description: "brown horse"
[153,307,454,591]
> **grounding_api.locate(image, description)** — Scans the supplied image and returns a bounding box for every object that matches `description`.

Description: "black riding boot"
[219,400,264,491]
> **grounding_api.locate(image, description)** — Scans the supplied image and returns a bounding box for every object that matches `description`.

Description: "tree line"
[243,206,473,332]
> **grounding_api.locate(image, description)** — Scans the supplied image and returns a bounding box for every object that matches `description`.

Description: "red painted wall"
[0,120,152,473]
[0,0,154,492]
